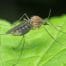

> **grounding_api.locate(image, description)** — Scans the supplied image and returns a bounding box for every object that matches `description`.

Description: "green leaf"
[0,15,66,66]
[0,19,11,34]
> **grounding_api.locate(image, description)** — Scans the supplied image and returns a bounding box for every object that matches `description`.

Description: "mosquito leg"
[12,35,25,66]
[17,35,25,49]
[23,18,30,23]
[44,9,64,40]
[18,13,26,21]
[36,26,64,66]
[43,26,63,45]
[18,13,30,22]
[45,17,66,34]
[23,13,31,24]
[24,13,30,20]
[43,9,66,34]
[13,35,25,50]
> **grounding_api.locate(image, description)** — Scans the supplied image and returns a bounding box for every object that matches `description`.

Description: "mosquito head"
[30,16,43,28]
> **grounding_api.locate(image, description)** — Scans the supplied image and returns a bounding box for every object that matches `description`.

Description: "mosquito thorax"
[30,16,43,28]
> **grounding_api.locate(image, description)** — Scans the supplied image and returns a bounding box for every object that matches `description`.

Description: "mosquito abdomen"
[6,23,32,35]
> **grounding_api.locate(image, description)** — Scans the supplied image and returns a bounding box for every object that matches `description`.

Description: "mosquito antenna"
[48,9,51,19]
[45,9,51,21]
[37,26,64,66]
[43,9,51,25]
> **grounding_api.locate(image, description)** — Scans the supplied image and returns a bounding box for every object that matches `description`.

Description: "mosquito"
[6,14,44,36]
[5,9,66,66]
[6,9,66,36]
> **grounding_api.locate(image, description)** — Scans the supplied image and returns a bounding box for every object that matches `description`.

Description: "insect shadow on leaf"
[5,9,66,66]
